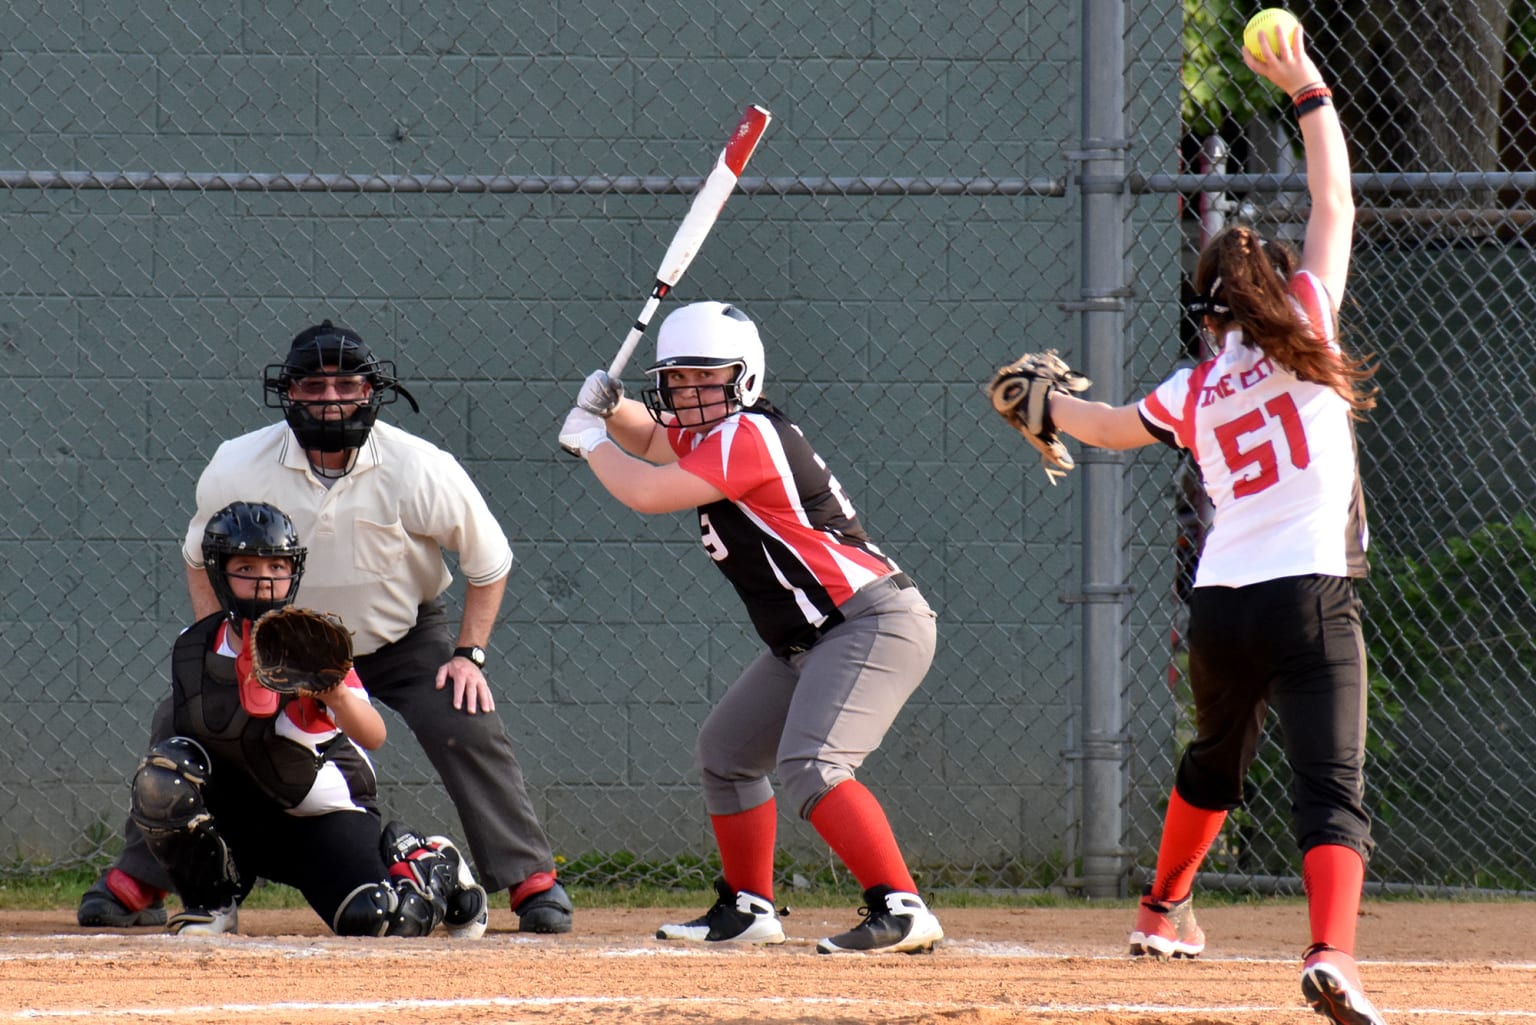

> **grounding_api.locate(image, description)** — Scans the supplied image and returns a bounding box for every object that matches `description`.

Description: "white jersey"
[1137,271,1368,589]
[182,420,514,654]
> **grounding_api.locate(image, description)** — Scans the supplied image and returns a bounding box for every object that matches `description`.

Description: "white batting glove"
[576,370,624,418]
[559,407,612,459]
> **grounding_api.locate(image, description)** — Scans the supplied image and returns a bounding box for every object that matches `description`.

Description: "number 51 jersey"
[1137,270,1368,589]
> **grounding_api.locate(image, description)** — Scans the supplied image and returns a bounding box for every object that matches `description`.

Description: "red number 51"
[1212,394,1311,498]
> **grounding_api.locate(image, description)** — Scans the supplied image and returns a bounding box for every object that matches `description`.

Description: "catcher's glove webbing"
[249,606,354,697]
[986,349,1092,485]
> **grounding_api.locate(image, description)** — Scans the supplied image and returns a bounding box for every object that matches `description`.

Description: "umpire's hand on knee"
[435,660,496,714]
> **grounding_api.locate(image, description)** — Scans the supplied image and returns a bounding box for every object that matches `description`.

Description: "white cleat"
[656,878,786,944]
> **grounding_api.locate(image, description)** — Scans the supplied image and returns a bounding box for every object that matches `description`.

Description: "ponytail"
[1192,227,1375,415]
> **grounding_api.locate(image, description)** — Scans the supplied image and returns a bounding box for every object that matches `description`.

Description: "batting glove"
[576,370,624,418]
[559,407,612,459]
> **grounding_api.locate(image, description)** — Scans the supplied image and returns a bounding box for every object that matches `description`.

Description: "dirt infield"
[2,900,1530,1024]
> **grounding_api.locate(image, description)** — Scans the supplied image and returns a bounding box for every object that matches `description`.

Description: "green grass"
[5,867,1125,913]
[10,867,1507,915]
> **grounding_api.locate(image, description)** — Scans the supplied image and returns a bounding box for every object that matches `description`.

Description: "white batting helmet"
[642,302,765,424]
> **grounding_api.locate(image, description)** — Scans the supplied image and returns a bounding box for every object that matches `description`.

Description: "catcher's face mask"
[225,555,297,607]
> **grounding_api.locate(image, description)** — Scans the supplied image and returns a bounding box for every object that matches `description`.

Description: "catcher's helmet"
[262,320,417,476]
[641,302,765,427]
[202,501,307,623]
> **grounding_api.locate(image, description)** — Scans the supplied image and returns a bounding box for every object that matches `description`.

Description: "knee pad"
[130,737,213,833]
[385,879,440,936]
[332,882,394,937]
[331,879,442,937]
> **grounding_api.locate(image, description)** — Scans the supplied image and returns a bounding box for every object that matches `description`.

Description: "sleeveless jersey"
[667,401,900,652]
[171,614,378,813]
[1137,271,1368,588]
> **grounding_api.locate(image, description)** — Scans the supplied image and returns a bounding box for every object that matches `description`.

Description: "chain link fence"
[3,1,1534,899]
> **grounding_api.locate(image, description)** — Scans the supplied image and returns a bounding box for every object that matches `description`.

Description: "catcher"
[126,500,489,938]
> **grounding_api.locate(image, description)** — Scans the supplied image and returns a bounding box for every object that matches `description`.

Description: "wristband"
[1289,80,1327,102]
[1292,86,1333,118]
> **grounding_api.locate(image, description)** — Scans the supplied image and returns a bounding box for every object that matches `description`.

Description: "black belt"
[773,573,916,657]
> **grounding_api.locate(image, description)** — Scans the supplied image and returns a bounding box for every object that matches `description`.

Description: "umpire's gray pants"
[695,576,938,819]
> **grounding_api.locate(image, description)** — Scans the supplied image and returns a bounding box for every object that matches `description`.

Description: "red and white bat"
[607,104,772,378]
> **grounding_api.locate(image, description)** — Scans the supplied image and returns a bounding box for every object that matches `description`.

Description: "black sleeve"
[1139,408,1180,450]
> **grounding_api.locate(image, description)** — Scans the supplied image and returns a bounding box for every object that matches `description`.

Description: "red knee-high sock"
[1303,844,1365,955]
[711,799,778,900]
[807,780,917,894]
[1151,787,1228,902]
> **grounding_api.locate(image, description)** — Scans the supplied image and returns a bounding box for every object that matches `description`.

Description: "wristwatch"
[453,645,487,669]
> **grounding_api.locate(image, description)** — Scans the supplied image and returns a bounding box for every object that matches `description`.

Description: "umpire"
[78,321,572,933]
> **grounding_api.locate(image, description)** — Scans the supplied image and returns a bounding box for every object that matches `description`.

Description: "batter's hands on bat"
[576,370,624,418]
[1242,17,1323,97]
[435,656,496,715]
[559,407,611,459]
[986,350,1092,485]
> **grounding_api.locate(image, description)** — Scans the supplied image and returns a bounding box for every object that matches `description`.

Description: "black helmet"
[262,320,418,478]
[202,501,307,622]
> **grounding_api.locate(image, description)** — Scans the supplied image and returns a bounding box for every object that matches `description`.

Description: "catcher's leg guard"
[427,834,489,939]
[386,879,441,936]
[332,882,395,936]
[331,881,437,937]
[379,821,451,932]
[130,738,240,910]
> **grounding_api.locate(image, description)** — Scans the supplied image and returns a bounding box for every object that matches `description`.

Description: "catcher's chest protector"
[170,615,324,809]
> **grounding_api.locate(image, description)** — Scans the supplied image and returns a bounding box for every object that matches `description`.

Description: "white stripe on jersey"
[213,626,376,816]
[725,414,885,614]
[762,546,833,624]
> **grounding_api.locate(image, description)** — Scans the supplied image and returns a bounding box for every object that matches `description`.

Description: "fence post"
[1069,0,1133,899]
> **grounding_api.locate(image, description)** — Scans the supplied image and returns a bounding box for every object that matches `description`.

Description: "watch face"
[457,646,486,667]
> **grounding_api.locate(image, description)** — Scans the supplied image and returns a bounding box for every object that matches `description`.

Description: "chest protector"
[171,614,337,808]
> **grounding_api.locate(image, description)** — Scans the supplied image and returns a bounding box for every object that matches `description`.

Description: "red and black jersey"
[667,401,900,652]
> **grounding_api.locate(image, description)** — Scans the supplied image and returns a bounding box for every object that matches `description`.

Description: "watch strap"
[453,645,486,668]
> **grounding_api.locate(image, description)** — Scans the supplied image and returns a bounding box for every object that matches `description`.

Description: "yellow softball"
[1243,8,1300,61]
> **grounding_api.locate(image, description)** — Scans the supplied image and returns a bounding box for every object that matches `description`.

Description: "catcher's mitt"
[249,606,354,697]
[986,349,1092,485]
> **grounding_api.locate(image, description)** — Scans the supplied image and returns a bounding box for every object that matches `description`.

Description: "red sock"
[807,780,916,894]
[1303,844,1365,955]
[105,867,166,910]
[1151,787,1227,902]
[711,800,778,900]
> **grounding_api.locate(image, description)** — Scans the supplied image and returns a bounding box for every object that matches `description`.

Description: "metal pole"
[1069,0,1132,898]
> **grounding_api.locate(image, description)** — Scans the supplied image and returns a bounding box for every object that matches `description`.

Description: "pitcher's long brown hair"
[1194,226,1376,416]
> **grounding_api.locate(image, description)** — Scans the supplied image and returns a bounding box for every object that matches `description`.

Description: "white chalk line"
[5,937,1533,1020]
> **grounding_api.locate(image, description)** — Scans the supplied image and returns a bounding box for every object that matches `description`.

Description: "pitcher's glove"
[250,606,354,697]
[986,350,1092,485]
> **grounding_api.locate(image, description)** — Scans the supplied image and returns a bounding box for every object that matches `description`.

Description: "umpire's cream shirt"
[182,420,514,655]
